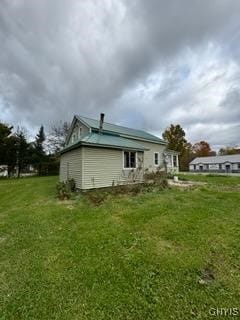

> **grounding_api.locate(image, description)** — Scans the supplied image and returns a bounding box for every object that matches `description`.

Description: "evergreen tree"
[34,125,45,155]
[33,125,46,175]
[0,122,13,165]
[15,127,30,177]
[4,135,19,177]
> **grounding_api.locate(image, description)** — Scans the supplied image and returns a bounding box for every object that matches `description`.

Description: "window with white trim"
[124,151,136,168]
[154,152,159,166]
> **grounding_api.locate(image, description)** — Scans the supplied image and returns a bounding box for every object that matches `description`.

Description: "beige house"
[60,114,179,189]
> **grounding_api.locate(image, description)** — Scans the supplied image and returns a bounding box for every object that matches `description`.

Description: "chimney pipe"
[99,113,105,133]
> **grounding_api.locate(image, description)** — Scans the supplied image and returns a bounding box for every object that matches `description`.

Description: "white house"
[60,114,179,189]
[189,154,240,173]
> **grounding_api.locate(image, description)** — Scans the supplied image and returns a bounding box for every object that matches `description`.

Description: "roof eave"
[82,142,148,151]
[60,141,149,154]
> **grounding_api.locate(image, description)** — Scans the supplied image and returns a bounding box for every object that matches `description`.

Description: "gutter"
[60,141,149,154]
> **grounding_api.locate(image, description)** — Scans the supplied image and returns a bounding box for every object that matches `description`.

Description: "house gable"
[65,116,90,147]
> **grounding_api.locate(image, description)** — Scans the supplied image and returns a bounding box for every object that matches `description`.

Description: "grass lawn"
[0,175,240,319]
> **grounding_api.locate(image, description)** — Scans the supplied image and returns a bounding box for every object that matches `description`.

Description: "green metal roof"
[61,132,149,154]
[76,115,166,144]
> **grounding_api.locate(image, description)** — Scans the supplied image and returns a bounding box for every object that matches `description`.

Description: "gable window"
[124,151,136,169]
[154,152,159,166]
[78,127,82,138]
[71,133,76,143]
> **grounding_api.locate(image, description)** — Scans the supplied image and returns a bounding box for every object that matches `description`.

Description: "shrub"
[68,178,76,192]
[144,170,168,188]
[56,182,71,200]
[127,184,143,195]
[56,179,76,200]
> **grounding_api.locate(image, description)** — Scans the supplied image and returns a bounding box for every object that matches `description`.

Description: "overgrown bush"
[56,179,76,200]
[68,178,76,192]
[83,172,169,204]
[110,183,143,196]
[144,169,168,188]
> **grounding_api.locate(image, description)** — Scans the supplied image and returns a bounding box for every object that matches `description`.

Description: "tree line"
[0,120,239,176]
[162,124,240,171]
[0,121,70,177]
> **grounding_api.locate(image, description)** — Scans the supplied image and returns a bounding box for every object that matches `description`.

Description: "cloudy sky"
[0,0,240,149]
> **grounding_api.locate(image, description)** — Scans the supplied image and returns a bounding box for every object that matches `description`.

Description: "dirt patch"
[57,200,75,209]
[168,179,206,188]
[112,215,125,225]
[198,266,215,285]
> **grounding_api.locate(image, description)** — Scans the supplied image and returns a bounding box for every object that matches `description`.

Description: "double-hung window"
[124,151,136,169]
[154,152,159,166]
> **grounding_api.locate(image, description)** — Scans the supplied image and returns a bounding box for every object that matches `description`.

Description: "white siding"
[60,148,83,189]
[131,140,166,171]
[61,138,170,190]
[82,147,145,189]
[82,147,123,189]
[232,163,239,170]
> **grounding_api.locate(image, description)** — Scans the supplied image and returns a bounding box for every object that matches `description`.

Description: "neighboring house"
[189,154,240,173]
[0,165,8,177]
[60,114,179,189]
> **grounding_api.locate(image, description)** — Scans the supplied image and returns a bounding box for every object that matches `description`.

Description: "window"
[154,152,159,166]
[78,127,82,138]
[219,164,222,170]
[193,164,196,170]
[124,151,136,168]
[238,163,240,169]
[173,155,177,167]
[71,133,76,143]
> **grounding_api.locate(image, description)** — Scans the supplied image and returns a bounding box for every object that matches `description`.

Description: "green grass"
[0,176,240,319]
[178,173,240,186]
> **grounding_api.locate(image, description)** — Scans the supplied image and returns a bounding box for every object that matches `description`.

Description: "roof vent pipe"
[99,113,105,134]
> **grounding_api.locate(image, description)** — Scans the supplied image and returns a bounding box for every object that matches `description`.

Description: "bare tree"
[46,121,70,154]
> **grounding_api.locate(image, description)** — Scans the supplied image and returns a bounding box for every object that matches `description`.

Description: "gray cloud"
[0,0,240,149]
